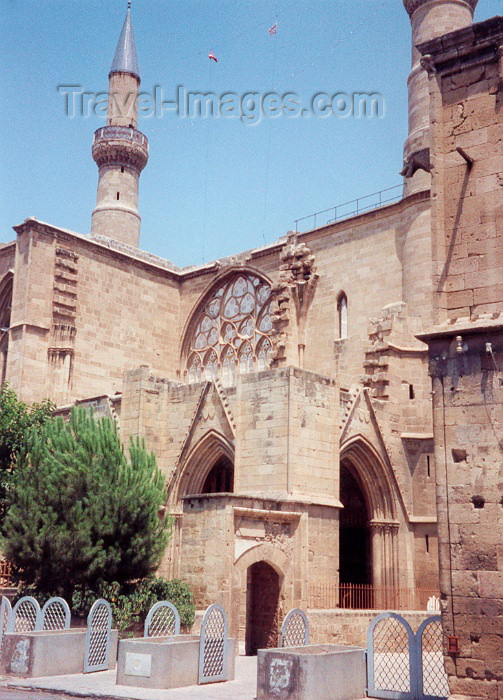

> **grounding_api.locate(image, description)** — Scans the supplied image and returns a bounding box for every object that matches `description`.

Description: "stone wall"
[235,368,338,503]
[7,220,180,404]
[419,17,503,700]
[309,608,433,647]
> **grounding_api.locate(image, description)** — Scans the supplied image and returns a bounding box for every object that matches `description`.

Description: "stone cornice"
[12,218,182,279]
[417,16,503,74]
[403,0,478,18]
[417,313,503,341]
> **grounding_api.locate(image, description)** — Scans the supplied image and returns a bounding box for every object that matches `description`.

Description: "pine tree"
[0,384,54,520]
[1,407,171,600]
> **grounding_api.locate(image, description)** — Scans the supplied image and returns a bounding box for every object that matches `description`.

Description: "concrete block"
[116,635,236,689]
[0,628,118,677]
[256,644,366,700]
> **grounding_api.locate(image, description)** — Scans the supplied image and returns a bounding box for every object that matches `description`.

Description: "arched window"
[202,456,234,494]
[337,293,348,340]
[0,276,13,386]
[186,273,273,385]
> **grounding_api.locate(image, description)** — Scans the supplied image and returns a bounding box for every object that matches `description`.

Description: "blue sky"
[1,0,500,267]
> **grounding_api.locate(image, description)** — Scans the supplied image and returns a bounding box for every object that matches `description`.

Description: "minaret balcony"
[92,125,149,171]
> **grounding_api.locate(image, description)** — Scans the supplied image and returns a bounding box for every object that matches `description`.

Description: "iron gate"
[144,601,180,637]
[83,599,112,673]
[280,608,310,648]
[367,613,449,700]
[198,603,228,684]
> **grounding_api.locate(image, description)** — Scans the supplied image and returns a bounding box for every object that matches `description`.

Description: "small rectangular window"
[116,192,120,200]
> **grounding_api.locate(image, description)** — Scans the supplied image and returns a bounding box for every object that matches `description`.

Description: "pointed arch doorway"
[339,438,399,609]
[245,561,280,655]
[339,463,371,585]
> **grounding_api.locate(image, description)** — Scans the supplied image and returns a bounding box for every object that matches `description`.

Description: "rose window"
[187,274,273,385]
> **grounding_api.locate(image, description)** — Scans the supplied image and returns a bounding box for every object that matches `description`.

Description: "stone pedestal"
[116,635,236,689]
[0,629,118,677]
[257,644,366,700]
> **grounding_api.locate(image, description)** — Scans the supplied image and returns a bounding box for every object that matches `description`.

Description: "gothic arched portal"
[175,430,235,500]
[339,437,399,602]
[339,463,371,585]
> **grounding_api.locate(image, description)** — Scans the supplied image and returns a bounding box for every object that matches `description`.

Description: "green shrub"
[71,576,195,633]
[147,577,195,628]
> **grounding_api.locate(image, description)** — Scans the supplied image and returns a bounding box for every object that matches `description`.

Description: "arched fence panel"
[84,599,112,673]
[39,597,71,631]
[367,613,449,700]
[418,616,449,700]
[198,603,228,684]
[144,601,180,638]
[367,612,415,699]
[7,596,41,633]
[280,608,309,648]
[0,596,12,653]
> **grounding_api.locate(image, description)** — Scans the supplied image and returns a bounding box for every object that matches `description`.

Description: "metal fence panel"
[39,597,71,631]
[83,599,112,673]
[7,596,41,633]
[198,603,228,684]
[144,600,180,637]
[367,612,415,699]
[0,596,12,654]
[417,616,449,700]
[280,608,309,648]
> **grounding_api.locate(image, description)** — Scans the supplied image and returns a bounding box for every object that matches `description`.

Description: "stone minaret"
[91,2,148,248]
[402,0,478,195]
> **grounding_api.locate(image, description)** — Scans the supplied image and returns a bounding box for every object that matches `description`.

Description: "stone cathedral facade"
[1,1,502,694]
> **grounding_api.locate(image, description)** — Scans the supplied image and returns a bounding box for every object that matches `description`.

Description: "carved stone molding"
[270,236,318,367]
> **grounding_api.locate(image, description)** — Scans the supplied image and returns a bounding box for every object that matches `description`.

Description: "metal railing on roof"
[294,184,404,233]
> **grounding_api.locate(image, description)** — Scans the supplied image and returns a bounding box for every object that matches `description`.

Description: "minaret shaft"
[402,0,478,195]
[91,7,148,248]
[107,72,140,128]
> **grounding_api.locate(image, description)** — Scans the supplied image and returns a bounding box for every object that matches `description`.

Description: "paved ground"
[0,691,97,700]
[0,656,258,700]
[0,656,368,700]
[0,691,87,700]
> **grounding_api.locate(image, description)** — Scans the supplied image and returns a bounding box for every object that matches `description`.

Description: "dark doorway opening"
[202,455,234,494]
[245,561,280,655]
[339,463,371,585]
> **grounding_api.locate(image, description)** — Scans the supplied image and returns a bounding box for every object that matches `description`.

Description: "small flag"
[268,22,277,35]
[208,51,218,62]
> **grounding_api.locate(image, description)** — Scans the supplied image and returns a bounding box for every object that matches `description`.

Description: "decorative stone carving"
[263,521,294,559]
[270,235,318,367]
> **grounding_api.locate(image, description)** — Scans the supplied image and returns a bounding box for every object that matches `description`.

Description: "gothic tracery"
[186,274,273,385]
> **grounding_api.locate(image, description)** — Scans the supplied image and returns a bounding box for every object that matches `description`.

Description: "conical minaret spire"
[91,3,148,248]
[110,4,140,80]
